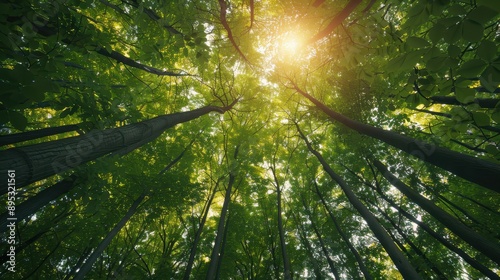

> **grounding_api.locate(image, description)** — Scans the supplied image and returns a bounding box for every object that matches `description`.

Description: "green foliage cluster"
[0,0,499,279]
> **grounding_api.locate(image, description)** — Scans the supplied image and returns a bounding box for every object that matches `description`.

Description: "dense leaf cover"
[0,0,499,279]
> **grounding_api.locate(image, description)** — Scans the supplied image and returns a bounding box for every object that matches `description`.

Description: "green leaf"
[477,0,500,12]
[406,37,430,49]
[428,23,446,43]
[467,5,498,25]
[386,50,425,72]
[447,45,461,58]
[9,111,27,131]
[473,112,490,126]
[426,56,448,72]
[492,111,500,123]
[457,59,487,78]
[455,87,475,103]
[477,41,497,61]
[447,4,466,15]
[443,23,462,44]
[462,19,484,42]
[485,144,499,155]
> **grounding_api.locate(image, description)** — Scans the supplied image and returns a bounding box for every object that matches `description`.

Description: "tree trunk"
[0,175,76,233]
[183,179,220,280]
[306,208,341,280]
[312,182,373,280]
[358,173,500,280]
[73,192,146,280]
[206,173,235,280]
[373,203,447,279]
[296,124,422,280]
[271,167,293,280]
[308,0,362,43]
[429,96,500,108]
[293,83,500,192]
[0,103,236,189]
[291,209,323,280]
[372,159,500,265]
[0,124,81,146]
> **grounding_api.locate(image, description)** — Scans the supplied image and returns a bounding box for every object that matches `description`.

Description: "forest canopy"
[0,0,499,279]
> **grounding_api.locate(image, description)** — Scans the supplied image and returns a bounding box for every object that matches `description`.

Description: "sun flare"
[280,32,303,57]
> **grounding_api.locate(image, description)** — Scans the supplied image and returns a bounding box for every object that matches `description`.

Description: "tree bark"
[372,159,500,265]
[307,209,341,280]
[271,167,292,280]
[293,83,500,192]
[312,182,373,280]
[0,103,236,189]
[308,0,363,43]
[206,173,235,280]
[296,124,422,280]
[0,175,76,233]
[183,178,220,280]
[73,192,146,280]
[0,124,81,146]
[356,172,500,280]
[429,96,500,108]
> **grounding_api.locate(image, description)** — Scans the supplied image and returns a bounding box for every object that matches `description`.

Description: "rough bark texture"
[0,124,81,146]
[293,83,500,192]
[0,103,235,189]
[373,159,500,265]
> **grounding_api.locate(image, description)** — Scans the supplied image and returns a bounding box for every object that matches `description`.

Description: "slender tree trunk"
[271,167,292,280]
[296,124,421,280]
[293,83,500,192]
[312,183,373,280]
[372,159,500,265]
[0,102,236,190]
[429,96,500,108]
[373,203,447,279]
[0,124,81,146]
[183,179,220,280]
[218,0,250,63]
[355,172,500,280]
[413,108,500,134]
[73,192,146,280]
[0,175,76,233]
[215,213,231,279]
[291,210,323,280]
[308,0,362,43]
[206,173,235,280]
[306,208,341,280]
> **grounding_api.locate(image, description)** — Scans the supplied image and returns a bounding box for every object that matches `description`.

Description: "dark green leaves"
[457,59,487,78]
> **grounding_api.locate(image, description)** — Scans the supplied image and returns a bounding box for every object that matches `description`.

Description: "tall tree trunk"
[183,179,220,280]
[372,159,500,265]
[271,167,293,280]
[73,192,146,280]
[215,212,231,279]
[206,173,235,280]
[429,96,500,108]
[292,83,500,192]
[0,175,76,233]
[290,209,323,280]
[296,124,421,280]
[312,182,373,280]
[355,172,500,280]
[305,206,341,280]
[308,0,363,43]
[372,203,447,279]
[0,102,236,190]
[0,123,81,146]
